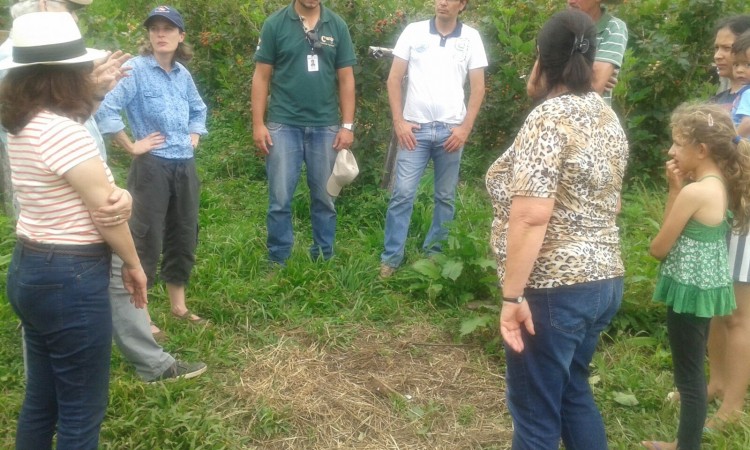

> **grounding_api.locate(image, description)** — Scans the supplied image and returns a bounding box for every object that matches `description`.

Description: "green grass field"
[1,117,750,449]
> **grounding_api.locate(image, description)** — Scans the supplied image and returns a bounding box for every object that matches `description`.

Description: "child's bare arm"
[650,183,702,261]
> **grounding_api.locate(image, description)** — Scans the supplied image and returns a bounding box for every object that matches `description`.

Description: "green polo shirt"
[254,1,357,126]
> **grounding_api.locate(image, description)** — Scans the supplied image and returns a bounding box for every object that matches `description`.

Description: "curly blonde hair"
[671,102,750,233]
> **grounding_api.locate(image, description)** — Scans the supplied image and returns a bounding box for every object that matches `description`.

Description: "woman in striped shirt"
[0,12,147,449]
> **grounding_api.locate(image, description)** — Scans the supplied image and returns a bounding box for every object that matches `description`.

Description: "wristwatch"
[502,295,526,304]
[341,123,353,131]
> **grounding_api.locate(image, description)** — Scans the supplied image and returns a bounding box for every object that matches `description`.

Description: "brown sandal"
[172,309,208,325]
[150,322,167,342]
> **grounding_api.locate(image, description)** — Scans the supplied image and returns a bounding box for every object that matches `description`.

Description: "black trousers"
[127,153,200,288]
[667,307,711,450]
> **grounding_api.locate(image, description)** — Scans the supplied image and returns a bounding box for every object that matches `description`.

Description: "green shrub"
[78,0,750,183]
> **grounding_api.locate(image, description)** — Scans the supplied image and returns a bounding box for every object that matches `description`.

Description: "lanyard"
[299,16,320,55]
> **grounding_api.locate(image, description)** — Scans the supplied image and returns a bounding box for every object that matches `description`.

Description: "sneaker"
[379,264,396,279]
[150,361,207,382]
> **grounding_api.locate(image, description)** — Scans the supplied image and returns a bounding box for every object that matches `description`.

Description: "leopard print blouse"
[486,92,628,289]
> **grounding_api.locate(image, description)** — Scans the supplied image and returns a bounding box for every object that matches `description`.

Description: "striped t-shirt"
[8,110,114,244]
[596,9,628,105]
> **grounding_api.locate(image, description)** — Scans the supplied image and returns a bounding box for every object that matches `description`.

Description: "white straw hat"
[0,12,107,70]
[327,149,359,197]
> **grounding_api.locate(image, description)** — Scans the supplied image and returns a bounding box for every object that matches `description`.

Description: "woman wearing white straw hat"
[0,11,147,450]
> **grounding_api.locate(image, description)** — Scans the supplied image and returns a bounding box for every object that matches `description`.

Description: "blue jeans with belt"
[7,239,112,450]
[381,122,463,268]
[505,277,623,450]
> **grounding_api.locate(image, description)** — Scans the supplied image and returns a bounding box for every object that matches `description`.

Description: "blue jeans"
[265,122,338,263]
[381,122,462,268]
[7,240,112,450]
[505,277,623,450]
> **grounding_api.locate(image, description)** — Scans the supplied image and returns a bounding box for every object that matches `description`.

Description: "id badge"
[307,54,319,72]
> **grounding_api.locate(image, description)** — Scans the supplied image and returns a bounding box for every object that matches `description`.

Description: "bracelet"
[502,295,526,304]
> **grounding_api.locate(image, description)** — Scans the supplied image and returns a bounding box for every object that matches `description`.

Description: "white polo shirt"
[393,18,488,125]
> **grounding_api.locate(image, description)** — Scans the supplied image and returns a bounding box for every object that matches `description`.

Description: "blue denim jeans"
[381,122,463,268]
[265,122,338,264]
[7,240,112,450]
[505,277,623,450]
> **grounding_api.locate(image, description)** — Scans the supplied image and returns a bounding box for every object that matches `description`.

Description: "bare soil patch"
[233,323,512,449]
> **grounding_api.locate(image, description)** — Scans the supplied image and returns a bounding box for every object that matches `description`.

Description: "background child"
[730,31,750,136]
[643,103,750,450]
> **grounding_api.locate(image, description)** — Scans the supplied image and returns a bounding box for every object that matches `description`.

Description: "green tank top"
[653,215,735,317]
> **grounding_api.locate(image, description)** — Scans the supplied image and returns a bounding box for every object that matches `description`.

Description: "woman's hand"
[92,50,132,99]
[500,302,535,353]
[190,133,200,149]
[90,187,131,227]
[122,263,148,309]
[130,132,166,155]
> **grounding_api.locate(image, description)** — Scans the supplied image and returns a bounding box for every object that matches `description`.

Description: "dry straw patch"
[233,324,512,449]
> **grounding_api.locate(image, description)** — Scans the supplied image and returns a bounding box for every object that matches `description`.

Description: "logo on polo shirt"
[453,38,469,62]
[320,35,335,47]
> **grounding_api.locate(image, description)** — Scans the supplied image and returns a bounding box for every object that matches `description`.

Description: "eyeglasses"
[305,30,322,54]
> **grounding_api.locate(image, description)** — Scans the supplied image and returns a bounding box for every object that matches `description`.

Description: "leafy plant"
[393,210,497,307]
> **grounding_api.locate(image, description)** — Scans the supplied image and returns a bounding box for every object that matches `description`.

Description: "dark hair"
[715,15,750,38]
[733,30,750,56]
[671,102,750,233]
[533,9,596,97]
[0,62,94,134]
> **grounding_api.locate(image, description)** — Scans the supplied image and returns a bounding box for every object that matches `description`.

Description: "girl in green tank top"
[643,103,750,450]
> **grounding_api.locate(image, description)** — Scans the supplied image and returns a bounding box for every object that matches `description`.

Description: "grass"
[1,117,750,448]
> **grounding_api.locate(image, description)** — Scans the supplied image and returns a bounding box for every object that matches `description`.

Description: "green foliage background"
[45,0,748,184]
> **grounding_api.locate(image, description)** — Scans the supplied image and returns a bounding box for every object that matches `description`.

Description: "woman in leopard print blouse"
[486,9,628,449]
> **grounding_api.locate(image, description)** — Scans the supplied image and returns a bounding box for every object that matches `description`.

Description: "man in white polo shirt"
[380,0,487,278]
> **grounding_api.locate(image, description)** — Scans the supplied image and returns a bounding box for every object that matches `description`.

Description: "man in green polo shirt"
[252,0,356,265]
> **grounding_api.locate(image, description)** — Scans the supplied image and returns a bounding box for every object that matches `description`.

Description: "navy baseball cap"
[144,5,185,32]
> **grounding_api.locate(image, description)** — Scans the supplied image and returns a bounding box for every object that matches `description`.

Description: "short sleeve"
[254,20,277,65]
[467,29,488,70]
[41,119,100,176]
[509,109,565,198]
[736,91,750,119]
[596,17,628,68]
[392,23,414,61]
[334,18,357,69]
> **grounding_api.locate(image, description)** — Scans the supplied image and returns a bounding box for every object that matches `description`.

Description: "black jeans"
[667,307,710,450]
